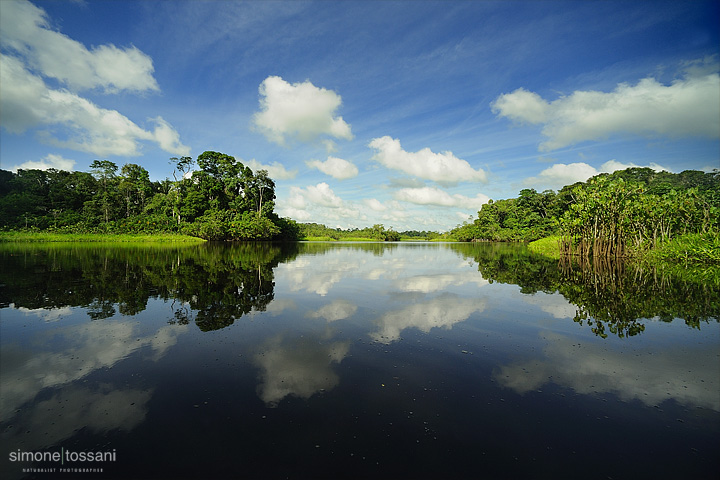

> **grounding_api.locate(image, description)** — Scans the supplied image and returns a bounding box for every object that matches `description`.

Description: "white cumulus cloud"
[524,159,670,190]
[0,0,159,93]
[492,63,720,151]
[394,186,489,210]
[369,136,487,185]
[363,198,388,211]
[290,182,344,209]
[0,3,189,158]
[280,183,365,226]
[0,55,189,157]
[306,156,359,180]
[8,153,75,172]
[245,158,297,180]
[253,76,353,145]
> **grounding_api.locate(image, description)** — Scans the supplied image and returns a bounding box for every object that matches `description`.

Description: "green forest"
[1,152,719,263]
[0,152,299,241]
[450,168,720,262]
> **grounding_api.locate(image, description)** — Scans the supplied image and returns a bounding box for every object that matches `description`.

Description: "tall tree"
[119,164,152,217]
[88,160,119,223]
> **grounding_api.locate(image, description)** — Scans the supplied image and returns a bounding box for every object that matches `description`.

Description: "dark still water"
[1,242,718,480]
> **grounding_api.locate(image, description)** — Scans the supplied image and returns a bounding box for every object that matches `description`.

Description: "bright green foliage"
[184,211,280,241]
[559,173,719,259]
[648,232,720,265]
[451,167,719,263]
[0,151,296,241]
[118,164,153,217]
[452,189,557,241]
[527,235,561,259]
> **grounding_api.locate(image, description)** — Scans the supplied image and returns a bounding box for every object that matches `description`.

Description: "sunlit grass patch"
[649,232,720,264]
[527,235,561,259]
[0,232,205,243]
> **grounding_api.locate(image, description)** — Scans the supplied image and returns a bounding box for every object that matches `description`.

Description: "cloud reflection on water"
[371,294,488,343]
[11,304,74,322]
[254,335,350,407]
[307,299,358,322]
[395,272,489,293]
[3,385,152,450]
[0,317,186,420]
[494,331,720,411]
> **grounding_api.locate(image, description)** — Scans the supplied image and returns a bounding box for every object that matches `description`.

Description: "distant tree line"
[297,223,430,241]
[0,151,300,241]
[451,168,720,258]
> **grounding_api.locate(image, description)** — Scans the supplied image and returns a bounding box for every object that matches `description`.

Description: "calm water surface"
[1,242,718,479]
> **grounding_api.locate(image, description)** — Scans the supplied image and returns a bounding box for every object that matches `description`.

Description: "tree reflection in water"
[450,242,719,338]
[1,241,717,337]
[0,242,299,331]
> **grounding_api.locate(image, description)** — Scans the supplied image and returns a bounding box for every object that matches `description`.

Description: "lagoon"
[1,242,718,479]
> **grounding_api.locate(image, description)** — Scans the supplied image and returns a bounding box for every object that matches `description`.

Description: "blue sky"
[1,0,718,231]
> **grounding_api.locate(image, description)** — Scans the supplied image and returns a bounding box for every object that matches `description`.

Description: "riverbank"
[0,232,206,243]
[0,231,443,243]
[528,232,720,265]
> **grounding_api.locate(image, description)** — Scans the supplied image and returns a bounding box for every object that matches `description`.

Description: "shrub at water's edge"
[530,232,720,265]
[529,233,720,289]
[645,232,720,264]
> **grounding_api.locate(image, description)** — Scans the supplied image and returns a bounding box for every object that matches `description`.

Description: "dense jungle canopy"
[450,168,719,260]
[0,152,299,240]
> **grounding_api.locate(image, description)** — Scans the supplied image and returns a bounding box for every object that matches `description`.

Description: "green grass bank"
[0,232,206,243]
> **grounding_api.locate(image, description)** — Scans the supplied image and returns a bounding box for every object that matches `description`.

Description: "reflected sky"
[495,330,720,411]
[254,333,351,407]
[1,311,186,421]
[0,242,717,479]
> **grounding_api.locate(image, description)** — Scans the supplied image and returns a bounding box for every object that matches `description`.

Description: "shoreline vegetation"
[0,232,205,243]
[527,232,720,264]
[1,155,718,265]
